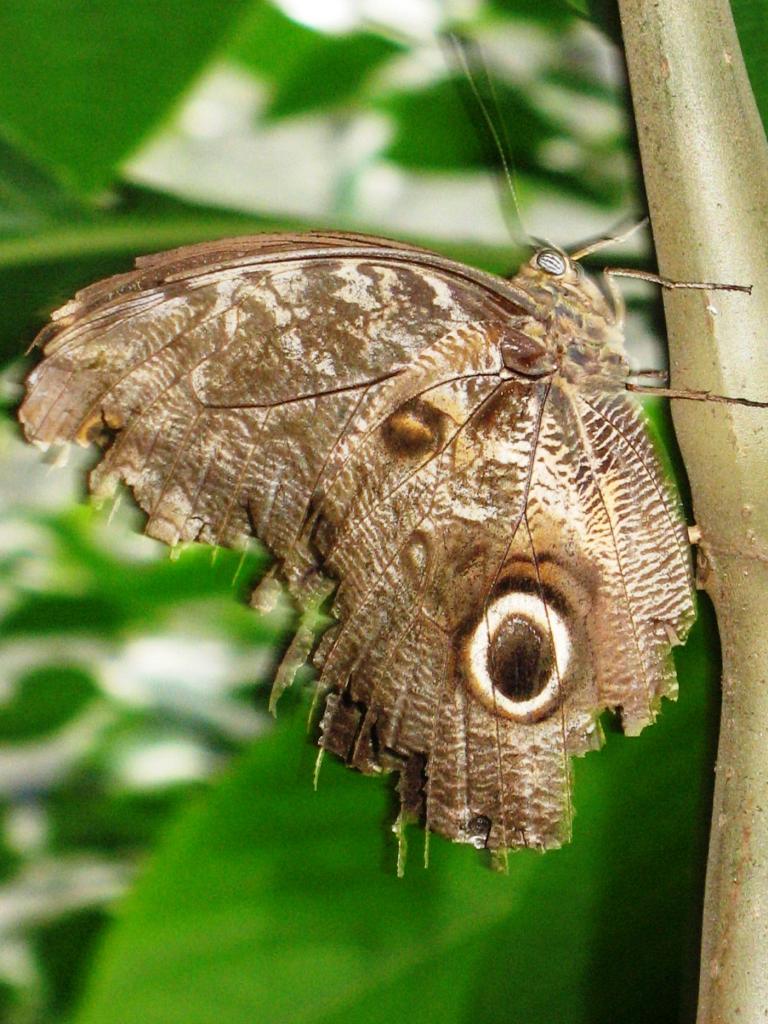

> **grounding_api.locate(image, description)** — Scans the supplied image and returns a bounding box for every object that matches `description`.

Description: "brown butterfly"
[19,230,701,853]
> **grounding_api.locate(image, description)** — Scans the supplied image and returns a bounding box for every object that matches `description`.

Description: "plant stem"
[617,1,768,1019]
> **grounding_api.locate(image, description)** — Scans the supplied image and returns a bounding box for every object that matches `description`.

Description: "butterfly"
[19,230,698,853]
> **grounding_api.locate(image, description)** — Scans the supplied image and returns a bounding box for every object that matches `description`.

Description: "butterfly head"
[515,245,614,323]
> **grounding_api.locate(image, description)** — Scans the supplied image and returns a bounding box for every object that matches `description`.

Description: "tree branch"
[616,1,768,1019]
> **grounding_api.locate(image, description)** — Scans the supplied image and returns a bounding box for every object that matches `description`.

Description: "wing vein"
[579,394,691,579]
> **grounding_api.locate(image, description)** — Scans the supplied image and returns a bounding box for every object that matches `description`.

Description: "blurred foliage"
[0,666,97,742]
[230,3,402,119]
[0,1,765,1023]
[0,1,253,193]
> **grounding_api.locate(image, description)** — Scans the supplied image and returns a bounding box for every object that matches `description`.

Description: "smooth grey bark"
[617,1,768,1020]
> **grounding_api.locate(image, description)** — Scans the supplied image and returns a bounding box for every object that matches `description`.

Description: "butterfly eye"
[463,592,571,722]
[535,249,568,276]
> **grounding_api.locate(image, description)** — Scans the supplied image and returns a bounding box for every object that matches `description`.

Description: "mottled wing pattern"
[21,234,524,560]
[19,232,695,852]
[313,369,694,849]
[565,388,695,734]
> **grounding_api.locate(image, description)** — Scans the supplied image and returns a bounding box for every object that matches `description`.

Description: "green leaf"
[49,783,195,855]
[230,3,400,120]
[72,607,718,1024]
[0,665,97,741]
[382,78,556,172]
[0,132,88,233]
[0,0,254,194]
[0,803,21,882]
[268,34,401,120]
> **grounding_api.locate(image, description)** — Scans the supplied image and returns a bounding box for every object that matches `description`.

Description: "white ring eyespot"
[463,592,572,722]
[535,248,568,276]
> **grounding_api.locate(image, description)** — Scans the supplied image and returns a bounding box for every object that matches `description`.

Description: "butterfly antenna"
[464,33,528,238]
[569,216,649,261]
[443,31,529,246]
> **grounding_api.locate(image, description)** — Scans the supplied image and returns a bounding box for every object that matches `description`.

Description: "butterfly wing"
[314,358,695,849]
[20,233,528,558]
[20,233,694,851]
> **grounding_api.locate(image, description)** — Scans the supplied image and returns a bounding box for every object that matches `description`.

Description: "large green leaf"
[72,606,718,1024]
[0,0,254,193]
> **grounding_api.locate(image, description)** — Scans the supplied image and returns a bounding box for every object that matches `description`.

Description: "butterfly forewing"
[19,231,694,853]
